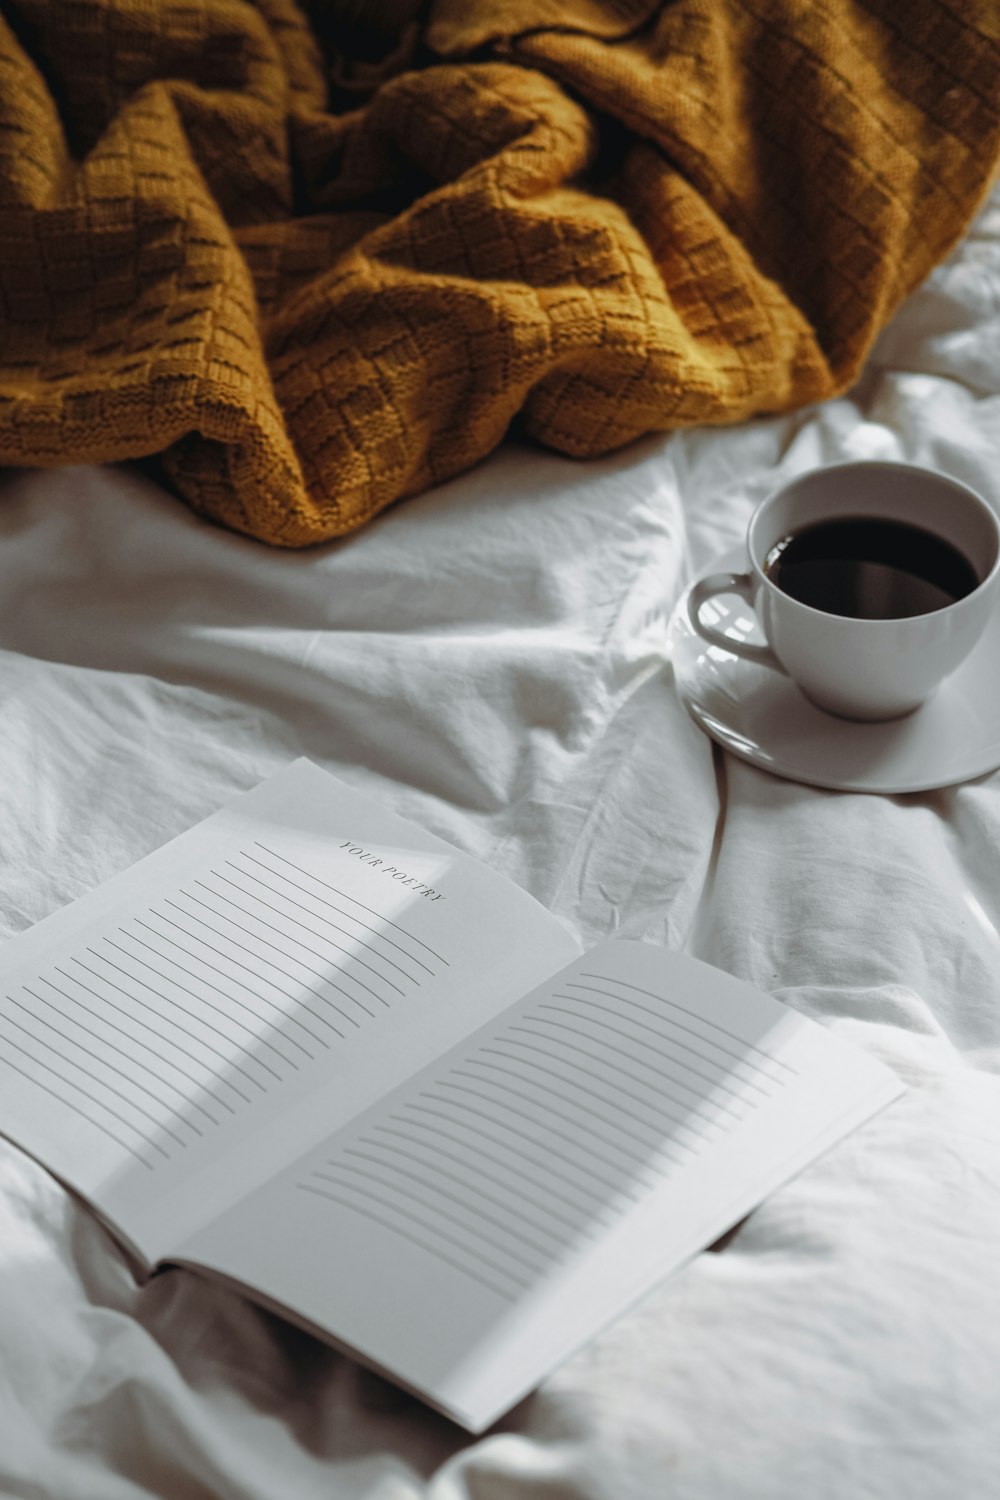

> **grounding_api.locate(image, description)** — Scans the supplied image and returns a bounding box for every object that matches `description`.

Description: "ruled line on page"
[444,1068,667,1188]
[549,991,775,1101]
[572,972,799,1081]
[343,1143,560,1266]
[167,892,385,1014]
[295,1078,629,1298]
[0,1043,157,1170]
[396,1102,616,1229]
[78,947,284,1083]
[292,952,813,1302]
[462,989,773,1179]
[297,1183,513,1301]
[0,830,464,1182]
[534,1001,753,1114]
[240,849,438,978]
[217,861,423,988]
[253,842,449,970]
[159,897,379,1018]
[459,1055,693,1175]
[0,1011,176,1161]
[101,938,298,1071]
[24,982,226,1125]
[45,968,249,1107]
[506,1018,739,1129]
[113,928,329,1052]
[410,1088,626,1216]
[479,1041,705,1160]
[0,1005,186,1148]
[292,1012,657,1303]
[66,955,270,1095]
[209,870,416,996]
[365,1123,576,1248]
[431,1079,648,1201]
[132,915,360,1034]
[3,993,207,1136]
[306,1170,530,1292]
[191,878,405,1000]
[331,1153,549,1275]
[307,1164,536,1296]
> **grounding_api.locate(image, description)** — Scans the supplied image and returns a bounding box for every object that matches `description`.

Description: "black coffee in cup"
[763,517,979,619]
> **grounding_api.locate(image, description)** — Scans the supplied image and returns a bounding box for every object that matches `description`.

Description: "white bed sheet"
[0,181,998,1499]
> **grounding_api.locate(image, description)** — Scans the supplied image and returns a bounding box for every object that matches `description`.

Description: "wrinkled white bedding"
[0,181,999,1500]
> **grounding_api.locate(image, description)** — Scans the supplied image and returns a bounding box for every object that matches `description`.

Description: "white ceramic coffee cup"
[687,461,1000,721]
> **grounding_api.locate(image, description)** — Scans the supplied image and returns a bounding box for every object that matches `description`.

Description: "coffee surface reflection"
[763,517,979,619]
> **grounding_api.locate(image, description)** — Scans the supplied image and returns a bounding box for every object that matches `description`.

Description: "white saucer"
[668,547,1000,794]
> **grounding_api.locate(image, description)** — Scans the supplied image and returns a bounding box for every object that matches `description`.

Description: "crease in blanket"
[0,0,998,547]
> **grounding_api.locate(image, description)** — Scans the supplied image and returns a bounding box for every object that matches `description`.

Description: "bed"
[0,158,997,1497]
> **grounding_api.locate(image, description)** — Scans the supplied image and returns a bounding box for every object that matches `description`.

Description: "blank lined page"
[0,837,445,1172]
[174,940,903,1432]
[291,956,799,1301]
[0,760,578,1259]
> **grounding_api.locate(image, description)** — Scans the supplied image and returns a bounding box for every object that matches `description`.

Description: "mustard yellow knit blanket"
[1,0,998,546]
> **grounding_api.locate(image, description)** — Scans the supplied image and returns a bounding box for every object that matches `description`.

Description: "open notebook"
[0,759,902,1431]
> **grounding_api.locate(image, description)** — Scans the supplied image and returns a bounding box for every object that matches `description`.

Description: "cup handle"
[687,571,787,673]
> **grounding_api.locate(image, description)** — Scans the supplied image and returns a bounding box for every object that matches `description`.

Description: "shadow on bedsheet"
[64,1194,587,1469]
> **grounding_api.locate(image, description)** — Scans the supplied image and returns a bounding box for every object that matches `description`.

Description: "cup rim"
[747,460,1000,625]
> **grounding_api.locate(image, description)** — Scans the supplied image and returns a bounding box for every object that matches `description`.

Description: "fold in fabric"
[0,0,998,546]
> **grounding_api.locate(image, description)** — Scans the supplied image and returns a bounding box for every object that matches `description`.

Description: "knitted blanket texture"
[1,0,998,546]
